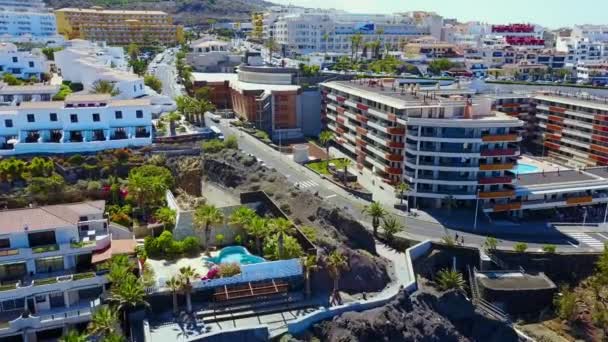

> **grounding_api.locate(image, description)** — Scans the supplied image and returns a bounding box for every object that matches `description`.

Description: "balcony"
[387,141,404,148]
[135,128,150,138]
[385,153,403,162]
[31,244,59,254]
[387,127,406,135]
[479,163,514,171]
[92,130,105,142]
[481,134,519,142]
[478,190,515,199]
[69,131,83,143]
[385,167,402,175]
[566,196,593,205]
[480,148,518,157]
[356,127,368,136]
[493,202,522,212]
[478,176,513,185]
[110,130,127,140]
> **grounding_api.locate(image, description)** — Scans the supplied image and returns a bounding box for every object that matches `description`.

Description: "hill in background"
[44,0,275,25]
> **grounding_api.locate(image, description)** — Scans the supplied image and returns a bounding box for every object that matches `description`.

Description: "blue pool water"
[206,246,266,265]
[512,163,539,174]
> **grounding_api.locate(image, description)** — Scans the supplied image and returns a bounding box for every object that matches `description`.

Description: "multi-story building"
[55,7,184,45]
[54,40,145,100]
[321,79,523,209]
[262,9,441,55]
[0,93,152,155]
[576,61,608,85]
[0,82,60,106]
[490,23,545,48]
[464,46,567,69]
[0,43,49,80]
[572,25,608,43]
[0,200,135,341]
[405,37,460,58]
[556,37,607,64]
[0,0,63,44]
[186,39,242,73]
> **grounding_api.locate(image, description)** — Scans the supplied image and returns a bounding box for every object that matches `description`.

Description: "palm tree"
[350,33,363,62]
[106,254,133,285]
[88,305,120,337]
[194,204,224,255]
[246,216,268,255]
[108,275,149,335]
[318,130,334,162]
[91,80,120,96]
[60,330,88,342]
[436,268,466,291]
[302,254,318,299]
[395,182,410,210]
[178,266,200,313]
[362,201,387,237]
[265,37,279,63]
[165,276,182,315]
[340,159,352,185]
[381,216,403,242]
[269,217,294,259]
[101,333,126,342]
[229,206,256,230]
[327,250,348,305]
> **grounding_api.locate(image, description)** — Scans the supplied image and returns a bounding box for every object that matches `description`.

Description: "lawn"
[307,158,351,175]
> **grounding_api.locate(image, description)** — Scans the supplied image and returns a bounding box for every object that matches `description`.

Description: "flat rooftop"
[56,8,168,16]
[476,271,556,291]
[516,169,595,186]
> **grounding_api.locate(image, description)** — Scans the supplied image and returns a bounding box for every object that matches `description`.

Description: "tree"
[302,255,318,299]
[428,58,455,75]
[394,182,410,209]
[514,242,528,253]
[318,130,334,162]
[339,159,351,185]
[264,37,279,63]
[436,268,466,291]
[144,75,162,93]
[194,204,224,255]
[350,33,363,62]
[362,201,387,237]
[129,59,148,76]
[106,255,134,287]
[59,330,88,342]
[229,206,256,230]
[101,333,126,342]
[381,216,403,242]
[327,250,348,305]
[483,236,498,253]
[263,234,303,260]
[27,173,65,200]
[108,275,149,336]
[127,165,173,220]
[165,112,181,136]
[178,266,200,313]
[127,43,140,61]
[246,216,268,255]
[165,276,181,314]
[269,217,295,259]
[554,285,578,323]
[194,86,212,101]
[154,207,176,231]
[41,47,62,61]
[88,305,120,338]
[91,80,120,96]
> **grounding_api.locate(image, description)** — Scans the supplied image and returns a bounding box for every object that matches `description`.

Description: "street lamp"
[583,207,588,226]
[474,189,480,231]
[603,201,608,225]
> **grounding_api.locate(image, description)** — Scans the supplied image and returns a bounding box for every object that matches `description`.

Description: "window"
[92,113,100,122]
[136,110,143,118]
[70,114,78,123]
[1,298,24,312]
[115,111,122,119]
[4,119,12,128]
[28,61,34,68]
[0,239,9,249]
[27,114,34,122]
[35,256,64,273]
[11,57,17,63]
[49,113,57,122]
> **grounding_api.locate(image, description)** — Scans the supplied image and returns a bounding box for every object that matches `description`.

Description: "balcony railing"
[481,134,519,142]
[479,163,514,171]
[31,244,59,254]
[478,190,515,199]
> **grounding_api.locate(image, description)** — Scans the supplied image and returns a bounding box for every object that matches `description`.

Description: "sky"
[269,0,607,28]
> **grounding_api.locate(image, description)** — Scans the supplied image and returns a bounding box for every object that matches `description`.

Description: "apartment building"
[321,79,523,209]
[0,0,63,44]
[572,25,608,43]
[0,94,153,155]
[405,37,460,58]
[263,9,441,55]
[0,201,135,341]
[0,83,60,106]
[556,37,607,64]
[464,46,567,69]
[490,24,545,48]
[0,43,49,81]
[186,39,242,73]
[55,7,184,45]
[576,61,608,85]
[54,40,145,100]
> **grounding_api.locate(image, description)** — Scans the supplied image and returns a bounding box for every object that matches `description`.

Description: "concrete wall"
[300,89,322,137]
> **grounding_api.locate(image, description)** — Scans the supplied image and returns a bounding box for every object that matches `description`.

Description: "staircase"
[467,266,512,324]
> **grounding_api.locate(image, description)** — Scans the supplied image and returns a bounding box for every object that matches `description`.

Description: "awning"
[92,239,137,264]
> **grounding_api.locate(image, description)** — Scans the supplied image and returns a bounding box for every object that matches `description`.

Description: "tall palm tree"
[340,159,352,185]
[194,204,224,255]
[350,33,363,62]
[269,217,294,259]
[302,254,318,299]
[395,182,410,209]
[108,275,149,336]
[246,216,268,255]
[362,201,387,237]
[88,305,120,338]
[91,80,120,96]
[381,216,403,242]
[60,330,88,342]
[318,130,334,162]
[229,206,256,230]
[327,250,348,305]
[178,266,200,313]
[165,276,182,315]
[265,37,279,63]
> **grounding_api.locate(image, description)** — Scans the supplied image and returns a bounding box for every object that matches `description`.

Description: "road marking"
[295,180,318,189]
[597,233,608,241]
[567,232,605,250]
[325,194,337,199]
[567,241,579,248]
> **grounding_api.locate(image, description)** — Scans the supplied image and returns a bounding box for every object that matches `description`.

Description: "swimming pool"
[512,163,539,174]
[206,246,266,265]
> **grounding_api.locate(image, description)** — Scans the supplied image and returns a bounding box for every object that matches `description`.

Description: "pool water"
[206,246,266,265]
[512,163,539,174]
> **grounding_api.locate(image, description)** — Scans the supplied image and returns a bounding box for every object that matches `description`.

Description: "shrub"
[218,262,241,277]
[300,226,317,243]
[215,234,225,246]
[234,234,243,245]
[263,235,304,260]
[181,237,200,255]
[514,242,528,253]
[110,212,131,227]
[224,135,238,149]
[483,237,498,253]
[86,181,102,192]
[202,139,225,153]
[68,154,85,165]
[542,244,556,253]
[144,75,162,93]
[436,268,466,291]
[52,84,72,101]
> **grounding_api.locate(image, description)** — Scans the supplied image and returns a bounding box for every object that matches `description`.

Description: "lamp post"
[603,201,608,225]
[583,207,588,226]
[474,189,480,231]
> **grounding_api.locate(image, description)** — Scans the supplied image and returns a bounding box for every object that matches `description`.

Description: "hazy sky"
[270,0,606,28]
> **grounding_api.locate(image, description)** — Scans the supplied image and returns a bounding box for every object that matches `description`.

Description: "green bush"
[144,231,200,258]
[52,84,72,101]
[224,135,238,149]
[514,242,528,253]
[68,154,84,165]
[218,262,241,277]
[542,244,556,253]
[202,139,225,153]
[234,234,243,245]
[181,236,200,255]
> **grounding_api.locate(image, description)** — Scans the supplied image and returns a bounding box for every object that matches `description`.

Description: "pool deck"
[517,155,563,173]
[148,251,219,287]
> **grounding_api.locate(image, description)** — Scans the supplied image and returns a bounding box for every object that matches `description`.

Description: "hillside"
[43,0,275,24]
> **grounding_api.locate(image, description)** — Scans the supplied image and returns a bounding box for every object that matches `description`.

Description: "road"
[149,48,183,99]
[209,117,608,253]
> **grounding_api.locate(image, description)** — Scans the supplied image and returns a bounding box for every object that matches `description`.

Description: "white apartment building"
[556,36,607,64]
[0,93,153,155]
[0,43,49,80]
[55,40,145,100]
[0,83,60,106]
[187,39,241,73]
[0,0,63,44]
[263,9,441,55]
[0,201,127,341]
[572,25,608,43]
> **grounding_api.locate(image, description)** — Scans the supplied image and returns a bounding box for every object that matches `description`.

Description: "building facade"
[0,43,49,80]
[0,0,62,44]
[0,94,152,155]
[55,8,184,45]
[321,79,523,209]
[0,83,60,106]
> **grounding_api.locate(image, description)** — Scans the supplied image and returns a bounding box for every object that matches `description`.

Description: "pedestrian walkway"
[567,232,606,250]
[295,180,318,189]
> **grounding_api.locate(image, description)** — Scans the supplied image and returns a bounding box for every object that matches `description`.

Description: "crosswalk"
[567,232,606,250]
[294,180,318,189]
